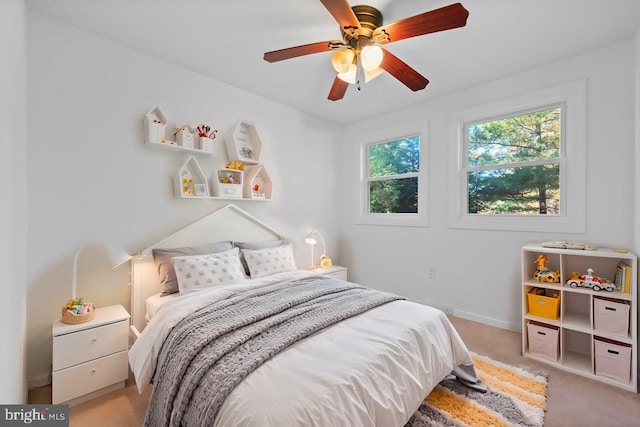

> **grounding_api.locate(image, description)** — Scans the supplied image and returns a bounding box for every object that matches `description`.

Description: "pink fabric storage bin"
[594,337,631,383]
[593,297,630,337]
[527,322,559,361]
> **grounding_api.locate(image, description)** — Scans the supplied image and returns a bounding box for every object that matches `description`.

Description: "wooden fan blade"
[264,40,342,62]
[320,0,361,30]
[373,3,469,44]
[328,75,349,101]
[379,48,429,91]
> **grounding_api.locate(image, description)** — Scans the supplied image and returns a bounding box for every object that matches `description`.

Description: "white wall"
[339,41,637,331]
[634,31,640,254]
[0,0,28,403]
[26,11,341,384]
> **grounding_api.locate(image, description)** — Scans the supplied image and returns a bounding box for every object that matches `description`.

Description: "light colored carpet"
[28,315,640,426]
[407,352,548,427]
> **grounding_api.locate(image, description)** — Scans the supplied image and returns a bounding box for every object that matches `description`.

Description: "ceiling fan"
[263,0,469,101]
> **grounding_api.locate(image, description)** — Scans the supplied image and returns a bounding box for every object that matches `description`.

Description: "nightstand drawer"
[53,319,128,371]
[311,266,348,281]
[52,350,128,404]
[323,269,347,280]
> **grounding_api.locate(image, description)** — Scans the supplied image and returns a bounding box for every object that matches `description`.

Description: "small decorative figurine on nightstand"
[533,254,560,283]
[566,268,616,292]
[318,254,332,268]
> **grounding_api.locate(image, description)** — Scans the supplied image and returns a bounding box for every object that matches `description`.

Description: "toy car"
[535,269,561,283]
[566,268,615,292]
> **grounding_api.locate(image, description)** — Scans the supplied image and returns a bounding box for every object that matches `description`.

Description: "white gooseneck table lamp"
[71,243,132,300]
[304,228,332,269]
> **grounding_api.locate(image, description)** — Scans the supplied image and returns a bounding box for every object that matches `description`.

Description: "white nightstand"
[52,304,130,406]
[311,265,348,281]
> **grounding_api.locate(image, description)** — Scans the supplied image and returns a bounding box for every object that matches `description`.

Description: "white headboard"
[130,204,284,333]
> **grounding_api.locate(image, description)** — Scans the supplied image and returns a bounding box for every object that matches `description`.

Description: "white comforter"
[129,271,472,426]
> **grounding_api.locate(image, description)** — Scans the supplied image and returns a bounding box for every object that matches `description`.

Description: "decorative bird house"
[143,106,167,145]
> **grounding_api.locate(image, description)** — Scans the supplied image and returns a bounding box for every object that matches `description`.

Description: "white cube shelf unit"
[243,164,272,200]
[173,156,209,198]
[225,121,262,165]
[521,243,638,392]
[212,168,244,198]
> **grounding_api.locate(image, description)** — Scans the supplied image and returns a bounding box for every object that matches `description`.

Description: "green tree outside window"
[368,136,420,214]
[466,107,561,215]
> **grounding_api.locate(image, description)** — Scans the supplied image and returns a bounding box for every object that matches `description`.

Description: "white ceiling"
[26,0,640,125]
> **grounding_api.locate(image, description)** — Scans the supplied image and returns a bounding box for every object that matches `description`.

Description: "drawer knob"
[92,338,98,342]
[91,368,96,373]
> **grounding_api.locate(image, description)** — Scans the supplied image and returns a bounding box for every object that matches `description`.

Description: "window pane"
[467,164,559,215]
[369,136,419,177]
[369,177,418,214]
[468,108,560,167]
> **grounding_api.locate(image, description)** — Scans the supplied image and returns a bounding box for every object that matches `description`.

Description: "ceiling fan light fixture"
[337,63,357,84]
[331,48,355,74]
[364,66,384,83]
[360,45,383,71]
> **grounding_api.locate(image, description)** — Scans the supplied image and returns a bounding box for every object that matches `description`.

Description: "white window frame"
[448,80,586,232]
[357,120,428,227]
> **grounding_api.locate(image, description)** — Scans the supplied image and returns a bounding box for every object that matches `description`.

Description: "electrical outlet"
[427,267,436,278]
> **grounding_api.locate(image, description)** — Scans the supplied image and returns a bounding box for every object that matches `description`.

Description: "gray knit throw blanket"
[144,275,404,427]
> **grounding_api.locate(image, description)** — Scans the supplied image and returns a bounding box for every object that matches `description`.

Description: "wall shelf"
[145,140,215,156]
[142,108,272,202]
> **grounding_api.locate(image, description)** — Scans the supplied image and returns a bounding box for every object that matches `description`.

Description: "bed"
[128,204,478,426]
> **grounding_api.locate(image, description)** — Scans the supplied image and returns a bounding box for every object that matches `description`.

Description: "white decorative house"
[174,125,196,149]
[224,121,262,164]
[143,106,167,145]
[173,156,209,198]
[243,164,272,200]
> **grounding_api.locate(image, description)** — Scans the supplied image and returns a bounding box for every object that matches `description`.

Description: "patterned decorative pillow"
[241,244,297,279]
[153,241,233,296]
[171,247,247,295]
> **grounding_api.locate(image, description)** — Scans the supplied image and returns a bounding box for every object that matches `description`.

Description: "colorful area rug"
[406,352,548,427]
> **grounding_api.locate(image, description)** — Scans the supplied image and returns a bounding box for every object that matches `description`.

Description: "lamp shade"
[71,242,132,300]
[337,63,357,84]
[331,48,355,74]
[360,45,383,71]
[105,245,132,270]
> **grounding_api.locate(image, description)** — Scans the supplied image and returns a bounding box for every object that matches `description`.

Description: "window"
[448,80,586,232]
[358,121,427,226]
[466,106,561,215]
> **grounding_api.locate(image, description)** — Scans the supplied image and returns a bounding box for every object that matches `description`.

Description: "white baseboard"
[420,299,520,332]
[452,309,520,332]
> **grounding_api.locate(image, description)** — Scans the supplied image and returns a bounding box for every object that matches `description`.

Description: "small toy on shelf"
[533,254,560,283]
[219,173,239,185]
[61,298,95,324]
[542,241,596,250]
[225,160,245,171]
[566,268,616,292]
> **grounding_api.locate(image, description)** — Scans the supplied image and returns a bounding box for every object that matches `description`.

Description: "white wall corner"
[0,0,28,403]
[634,29,640,255]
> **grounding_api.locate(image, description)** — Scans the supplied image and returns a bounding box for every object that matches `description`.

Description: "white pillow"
[241,244,297,279]
[171,247,247,295]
